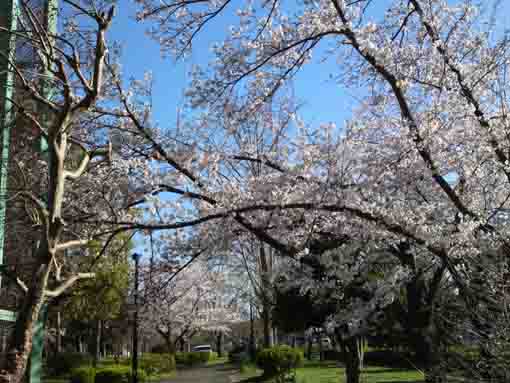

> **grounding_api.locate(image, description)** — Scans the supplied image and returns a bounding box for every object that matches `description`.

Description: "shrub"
[239,360,257,375]
[175,352,212,366]
[47,352,92,376]
[256,345,304,378]
[139,353,175,375]
[94,366,146,383]
[70,367,95,383]
[151,344,169,354]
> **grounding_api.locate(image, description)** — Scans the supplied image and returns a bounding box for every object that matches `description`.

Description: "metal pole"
[132,253,141,383]
[0,0,18,296]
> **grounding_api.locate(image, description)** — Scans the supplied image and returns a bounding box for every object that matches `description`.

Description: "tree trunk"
[306,337,312,360]
[249,304,256,360]
[93,320,102,367]
[0,263,50,383]
[342,338,363,383]
[56,311,62,354]
[179,338,185,352]
[259,244,273,349]
[216,332,223,358]
[319,335,323,361]
[262,306,273,348]
[405,273,444,383]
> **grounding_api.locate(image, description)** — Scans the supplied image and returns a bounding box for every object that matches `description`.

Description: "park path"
[162,363,242,383]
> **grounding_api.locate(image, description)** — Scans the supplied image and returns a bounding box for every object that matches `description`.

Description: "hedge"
[139,353,176,375]
[256,345,304,377]
[94,366,146,383]
[70,367,95,383]
[47,353,92,376]
[175,351,216,366]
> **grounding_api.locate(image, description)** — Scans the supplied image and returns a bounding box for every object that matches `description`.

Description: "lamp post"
[131,252,142,383]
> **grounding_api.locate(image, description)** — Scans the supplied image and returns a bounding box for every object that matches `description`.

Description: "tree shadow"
[379,380,424,383]
[304,361,339,368]
[362,369,413,374]
[237,376,264,383]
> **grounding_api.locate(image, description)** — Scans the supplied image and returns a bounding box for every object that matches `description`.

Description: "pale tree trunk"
[56,311,62,354]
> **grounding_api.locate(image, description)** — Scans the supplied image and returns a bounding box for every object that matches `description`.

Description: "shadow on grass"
[362,369,413,374]
[379,380,423,383]
[303,361,339,368]
[237,376,264,383]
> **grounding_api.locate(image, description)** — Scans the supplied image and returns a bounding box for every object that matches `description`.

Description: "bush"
[139,353,175,375]
[70,367,95,383]
[47,352,92,376]
[94,366,146,383]
[151,344,169,354]
[239,360,257,375]
[175,351,212,366]
[256,345,304,378]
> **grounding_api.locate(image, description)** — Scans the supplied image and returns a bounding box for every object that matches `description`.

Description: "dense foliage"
[256,346,304,378]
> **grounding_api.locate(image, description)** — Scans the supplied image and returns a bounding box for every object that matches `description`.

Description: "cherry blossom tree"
[130,1,510,382]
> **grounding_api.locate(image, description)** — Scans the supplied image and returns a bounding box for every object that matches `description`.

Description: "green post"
[0,0,18,296]
[29,305,48,383]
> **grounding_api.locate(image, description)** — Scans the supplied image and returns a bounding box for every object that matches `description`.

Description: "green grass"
[238,361,424,383]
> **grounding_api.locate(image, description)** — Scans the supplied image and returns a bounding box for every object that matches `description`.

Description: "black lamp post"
[131,252,142,383]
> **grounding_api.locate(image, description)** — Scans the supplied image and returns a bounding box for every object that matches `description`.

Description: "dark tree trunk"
[93,320,102,367]
[342,338,363,383]
[262,307,272,348]
[216,332,223,357]
[319,335,323,361]
[306,338,312,360]
[179,338,185,352]
[259,244,273,349]
[0,263,50,383]
[249,304,256,360]
[406,273,444,383]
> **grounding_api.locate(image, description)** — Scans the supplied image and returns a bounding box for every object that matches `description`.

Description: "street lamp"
[131,252,142,383]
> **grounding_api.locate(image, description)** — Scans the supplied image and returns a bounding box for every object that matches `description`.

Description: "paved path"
[162,363,242,383]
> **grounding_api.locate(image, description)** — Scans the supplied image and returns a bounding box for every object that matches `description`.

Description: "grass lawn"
[239,361,424,383]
